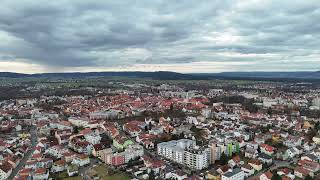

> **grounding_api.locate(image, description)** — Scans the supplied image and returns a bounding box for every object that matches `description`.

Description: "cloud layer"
[0,0,320,73]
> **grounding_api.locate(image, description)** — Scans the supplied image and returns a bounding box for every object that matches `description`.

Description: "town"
[0,78,320,180]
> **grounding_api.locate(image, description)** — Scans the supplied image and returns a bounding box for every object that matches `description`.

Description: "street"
[247,159,296,180]
[8,126,38,180]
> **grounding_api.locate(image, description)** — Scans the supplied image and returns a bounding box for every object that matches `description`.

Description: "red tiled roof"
[0,161,12,173]
[263,171,273,179]
[79,128,92,135]
[31,153,42,159]
[54,159,66,166]
[248,159,262,165]
[151,160,165,168]
[295,166,310,176]
[298,159,320,171]
[19,168,32,174]
[34,168,47,174]
[93,144,105,151]
[260,144,275,152]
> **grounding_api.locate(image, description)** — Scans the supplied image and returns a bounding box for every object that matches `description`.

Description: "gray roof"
[223,168,242,177]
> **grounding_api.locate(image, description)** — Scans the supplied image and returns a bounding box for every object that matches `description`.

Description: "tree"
[271,172,281,180]
[179,132,185,139]
[305,175,313,180]
[170,103,174,112]
[306,128,317,141]
[73,126,79,134]
[220,152,229,165]
[315,121,320,131]
[267,107,273,117]
[149,170,156,180]
[257,146,261,153]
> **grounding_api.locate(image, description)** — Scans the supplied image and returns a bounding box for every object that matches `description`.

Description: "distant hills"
[192,71,320,81]
[0,71,194,80]
[0,71,320,81]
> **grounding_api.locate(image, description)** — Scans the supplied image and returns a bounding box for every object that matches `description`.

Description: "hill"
[0,71,319,81]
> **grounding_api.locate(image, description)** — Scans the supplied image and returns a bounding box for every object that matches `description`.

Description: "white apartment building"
[157,139,209,170]
[184,148,209,170]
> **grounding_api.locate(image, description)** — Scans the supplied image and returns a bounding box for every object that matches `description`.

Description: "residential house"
[286,147,301,158]
[228,155,241,168]
[301,154,319,163]
[54,129,72,145]
[123,121,145,137]
[248,159,263,171]
[142,157,166,175]
[72,154,90,167]
[45,145,69,158]
[259,144,275,156]
[277,168,295,180]
[258,153,273,164]
[246,141,259,150]
[25,160,37,170]
[166,170,188,180]
[0,161,12,180]
[284,136,302,147]
[260,171,273,180]
[51,160,66,173]
[141,139,155,149]
[245,148,258,159]
[69,137,93,154]
[297,160,320,173]
[113,135,134,150]
[92,144,106,157]
[33,168,49,180]
[294,167,314,179]
[84,132,101,145]
[221,168,244,180]
[67,165,79,177]
[63,152,76,163]
[303,142,316,151]
[241,164,254,177]
[217,165,230,175]
[312,135,320,145]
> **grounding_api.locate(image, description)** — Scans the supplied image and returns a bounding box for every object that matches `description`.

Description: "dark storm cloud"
[0,0,319,71]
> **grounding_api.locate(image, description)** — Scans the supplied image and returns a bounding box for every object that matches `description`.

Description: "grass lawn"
[93,164,130,180]
[61,176,82,180]
[101,174,131,180]
[50,171,82,180]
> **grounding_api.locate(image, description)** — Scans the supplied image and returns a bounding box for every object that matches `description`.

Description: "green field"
[101,174,131,180]
[93,164,130,180]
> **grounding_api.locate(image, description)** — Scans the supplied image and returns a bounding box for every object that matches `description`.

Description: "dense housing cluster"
[0,79,320,180]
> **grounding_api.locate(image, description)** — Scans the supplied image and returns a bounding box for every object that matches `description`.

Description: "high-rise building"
[209,142,222,164]
[312,97,320,107]
[157,139,209,170]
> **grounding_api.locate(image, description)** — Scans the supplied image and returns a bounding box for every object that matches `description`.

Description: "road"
[8,126,38,180]
[247,159,296,180]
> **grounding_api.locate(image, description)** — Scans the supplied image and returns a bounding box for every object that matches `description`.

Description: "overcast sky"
[0,0,320,73]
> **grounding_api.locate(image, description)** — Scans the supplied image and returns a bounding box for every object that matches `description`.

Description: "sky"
[0,0,320,73]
